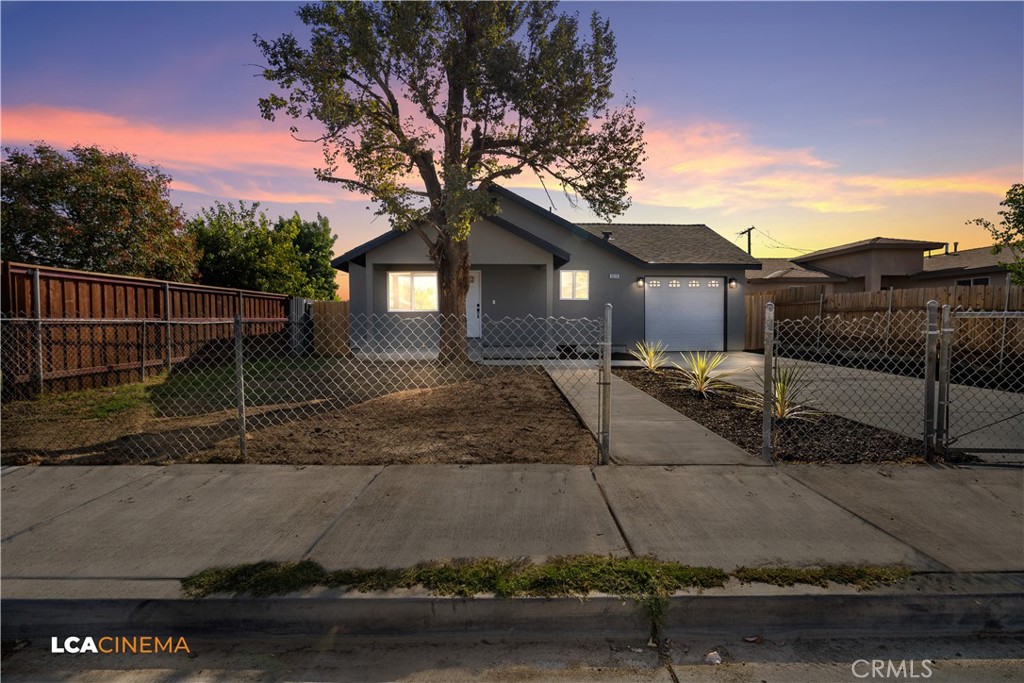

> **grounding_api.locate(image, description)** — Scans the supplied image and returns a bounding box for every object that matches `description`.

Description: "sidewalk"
[2,370,1022,638]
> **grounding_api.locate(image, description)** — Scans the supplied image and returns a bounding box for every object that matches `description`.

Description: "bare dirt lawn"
[2,372,598,466]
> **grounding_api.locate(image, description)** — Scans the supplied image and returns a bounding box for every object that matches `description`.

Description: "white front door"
[466,270,482,338]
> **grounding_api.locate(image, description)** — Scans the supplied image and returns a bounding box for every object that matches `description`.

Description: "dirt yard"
[1,372,598,466]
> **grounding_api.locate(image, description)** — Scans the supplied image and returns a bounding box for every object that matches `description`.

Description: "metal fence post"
[936,304,952,451]
[140,320,147,382]
[598,303,613,465]
[234,314,247,460]
[924,300,939,460]
[761,302,775,463]
[163,282,171,372]
[31,268,44,395]
[998,272,1011,375]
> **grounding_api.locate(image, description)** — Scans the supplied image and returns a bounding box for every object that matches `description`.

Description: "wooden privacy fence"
[1,262,291,396]
[745,283,1024,352]
[312,300,350,356]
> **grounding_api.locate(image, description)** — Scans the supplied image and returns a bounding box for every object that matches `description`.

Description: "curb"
[4,574,1023,641]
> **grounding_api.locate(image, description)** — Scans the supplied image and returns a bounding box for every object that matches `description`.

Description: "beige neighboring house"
[746,237,1014,293]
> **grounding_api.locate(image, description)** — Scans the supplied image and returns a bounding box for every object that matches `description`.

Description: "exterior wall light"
[728,278,738,289]
[636,277,645,287]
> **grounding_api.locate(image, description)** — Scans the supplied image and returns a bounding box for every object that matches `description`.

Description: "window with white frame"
[648,279,661,288]
[708,279,721,288]
[688,279,700,288]
[668,279,681,288]
[387,271,438,312]
[559,270,590,300]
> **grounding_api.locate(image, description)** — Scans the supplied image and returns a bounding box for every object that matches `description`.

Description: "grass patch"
[41,380,156,419]
[182,557,912,600]
[182,556,729,599]
[733,564,913,590]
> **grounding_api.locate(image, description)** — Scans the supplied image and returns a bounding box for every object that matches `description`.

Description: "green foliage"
[733,564,912,591]
[628,340,670,372]
[0,143,197,281]
[256,1,645,316]
[736,364,820,421]
[672,351,736,398]
[967,183,1024,284]
[182,556,728,599]
[186,201,337,298]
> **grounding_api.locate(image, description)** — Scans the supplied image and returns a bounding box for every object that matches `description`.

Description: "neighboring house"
[746,237,1013,294]
[913,245,1015,288]
[332,186,759,352]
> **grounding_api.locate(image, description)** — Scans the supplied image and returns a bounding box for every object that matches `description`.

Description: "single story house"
[746,237,1013,294]
[332,186,759,352]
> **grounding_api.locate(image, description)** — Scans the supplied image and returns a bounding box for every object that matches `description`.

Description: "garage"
[644,276,725,351]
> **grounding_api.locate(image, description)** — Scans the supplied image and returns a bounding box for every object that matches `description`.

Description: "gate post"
[598,303,612,465]
[32,267,44,395]
[924,300,939,461]
[936,305,952,451]
[761,302,775,463]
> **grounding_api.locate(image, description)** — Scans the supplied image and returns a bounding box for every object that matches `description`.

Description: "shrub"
[736,364,820,421]
[672,351,736,398]
[628,340,670,372]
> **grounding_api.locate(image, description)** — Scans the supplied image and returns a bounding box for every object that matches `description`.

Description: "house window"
[956,277,990,286]
[688,279,701,288]
[387,272,438,312]
[559,270,590,300]
[708,279,721,288]
[648,279,661,288]
[668,279,681,288]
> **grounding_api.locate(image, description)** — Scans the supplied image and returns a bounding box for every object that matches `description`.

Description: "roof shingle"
[576,223,758,266]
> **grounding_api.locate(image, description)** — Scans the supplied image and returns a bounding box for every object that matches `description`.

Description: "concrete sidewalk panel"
[2,466,160,539]
[310,465,626,568]
[611,419,763,466]
[783,465,1024,572]
[1,465,382,579]
[596,466,940,570]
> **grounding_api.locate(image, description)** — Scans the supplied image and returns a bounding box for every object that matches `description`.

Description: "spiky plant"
[672,351,737,398]
[736,364,820,421]
[629,340,670,373]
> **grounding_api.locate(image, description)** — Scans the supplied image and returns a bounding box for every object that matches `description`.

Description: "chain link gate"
[937,307,1024,460]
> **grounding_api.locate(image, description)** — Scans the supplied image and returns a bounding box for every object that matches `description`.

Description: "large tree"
[967,183,1023,285]
[186,201,338,299]
[1,143,198,281]
[256,1,646,359]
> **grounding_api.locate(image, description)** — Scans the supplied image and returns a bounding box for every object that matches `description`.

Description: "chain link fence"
[1,312,610,466]
[760,302,1024,462]
[940,309,1024,457]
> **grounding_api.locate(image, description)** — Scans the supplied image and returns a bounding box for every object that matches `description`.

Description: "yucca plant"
[736,364,820,421]
[629,340,670,372]
[672,351,737,398]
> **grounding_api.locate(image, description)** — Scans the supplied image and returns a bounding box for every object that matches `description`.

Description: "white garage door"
[644,276,724,351]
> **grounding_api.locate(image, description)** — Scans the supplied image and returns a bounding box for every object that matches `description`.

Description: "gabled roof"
[916,246,1010,278]
[330,213,571,271]
[794,237,946,263]
[746,258,847,283]
[576,223,759,266]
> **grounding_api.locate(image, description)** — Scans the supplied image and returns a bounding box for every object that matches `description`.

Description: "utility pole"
[738,226,754,255]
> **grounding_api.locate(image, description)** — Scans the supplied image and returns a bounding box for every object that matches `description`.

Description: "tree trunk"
[433,236,470,364]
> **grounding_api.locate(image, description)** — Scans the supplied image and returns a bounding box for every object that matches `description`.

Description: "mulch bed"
[614,368,971,464]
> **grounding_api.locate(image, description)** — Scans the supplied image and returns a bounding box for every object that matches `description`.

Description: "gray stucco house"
[332,186,758,352]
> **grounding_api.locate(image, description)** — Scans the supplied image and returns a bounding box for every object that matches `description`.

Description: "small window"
[560,270,590,300]
[668,279,681,288]
[387,272,438,312]
[688,279,701,288]
[708,279,721,288]
[648,279,661,288]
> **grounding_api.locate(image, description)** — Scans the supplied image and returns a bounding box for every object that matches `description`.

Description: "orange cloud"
[632,119,1012,214]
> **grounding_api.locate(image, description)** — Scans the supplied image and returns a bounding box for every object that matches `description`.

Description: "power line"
[753,227,812,254]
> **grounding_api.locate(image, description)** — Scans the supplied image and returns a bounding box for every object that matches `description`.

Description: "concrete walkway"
[2,463,1020,601]
[549,369,763,466]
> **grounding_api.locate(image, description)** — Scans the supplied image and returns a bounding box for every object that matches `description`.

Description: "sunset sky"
[2,1,1021,298]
